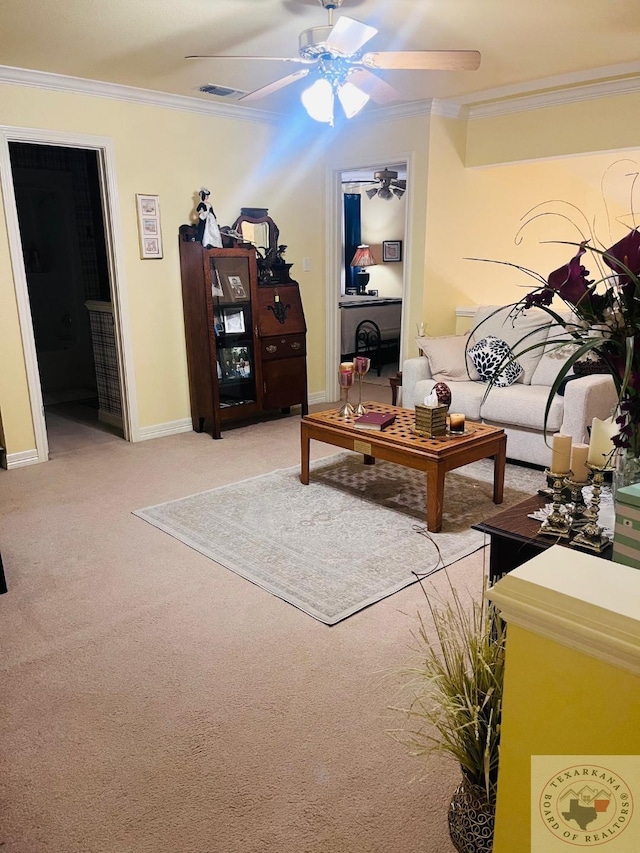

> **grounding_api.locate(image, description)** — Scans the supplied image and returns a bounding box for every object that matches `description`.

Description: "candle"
[340,362,354,373]
[354,356,370,375]
[570,443,590,483]
[338,370,354,388]
[449,413,465,434]
[550,433,572,474]
[587,417,617,467]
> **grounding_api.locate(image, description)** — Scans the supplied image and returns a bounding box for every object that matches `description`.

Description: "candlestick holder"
[353,356,370,417]
[538,469,572,539]
[337,367,355,418]
[565,477,589,531]
[570,463,612,554]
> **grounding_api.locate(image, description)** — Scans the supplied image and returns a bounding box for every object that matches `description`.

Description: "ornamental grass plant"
[395,579,506,805]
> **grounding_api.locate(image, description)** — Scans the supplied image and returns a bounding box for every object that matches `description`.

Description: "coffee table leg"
[300,423,310,485]
[426,464,446,532]
[493,437,507,504]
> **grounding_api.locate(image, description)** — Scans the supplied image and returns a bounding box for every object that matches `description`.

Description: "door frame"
[324,152,413,403]
[0,126,139,462]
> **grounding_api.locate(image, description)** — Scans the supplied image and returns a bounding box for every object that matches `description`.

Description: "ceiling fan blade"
[238,68,310,102]
[186,54,310,64]
[325,16,377,57]
[347,68,404,105]
[362,50,481,72]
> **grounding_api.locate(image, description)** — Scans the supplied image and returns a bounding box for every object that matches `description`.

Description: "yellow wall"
[467,93,640,167]
[494,624,640,851]
[0,84,325,455]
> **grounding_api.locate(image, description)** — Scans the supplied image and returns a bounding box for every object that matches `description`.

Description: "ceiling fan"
[346,167,407,200]
[188,0,481,123]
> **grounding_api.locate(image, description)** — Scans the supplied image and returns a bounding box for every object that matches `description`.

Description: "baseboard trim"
[4,448,41,468]
[137,418,194,441]
[308,391,326,405]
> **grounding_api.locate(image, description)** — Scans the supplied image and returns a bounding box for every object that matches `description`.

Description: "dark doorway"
[9,142,121,441]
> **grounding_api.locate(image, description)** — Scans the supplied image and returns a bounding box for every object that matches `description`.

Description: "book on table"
[353,411,396,431]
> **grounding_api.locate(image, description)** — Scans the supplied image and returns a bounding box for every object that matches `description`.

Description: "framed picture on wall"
[136,194,163,259]
[382,240,402,262]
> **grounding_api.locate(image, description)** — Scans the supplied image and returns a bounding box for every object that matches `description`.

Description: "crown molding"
[4,60,640,128]
[459,61,640,120]
[0,65,281,125]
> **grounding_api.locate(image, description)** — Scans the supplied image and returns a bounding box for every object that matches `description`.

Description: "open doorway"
[339,163,407,387]
[7,141,126,458]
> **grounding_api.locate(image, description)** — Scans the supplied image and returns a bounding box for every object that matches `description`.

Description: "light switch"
[303,256,311,271]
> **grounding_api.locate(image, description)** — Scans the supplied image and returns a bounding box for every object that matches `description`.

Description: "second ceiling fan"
[189,0,481,122]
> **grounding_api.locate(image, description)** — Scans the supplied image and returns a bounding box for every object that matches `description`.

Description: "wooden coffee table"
[300,402,507,532]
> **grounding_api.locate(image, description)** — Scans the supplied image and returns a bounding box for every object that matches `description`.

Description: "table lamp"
[350,244,376,295]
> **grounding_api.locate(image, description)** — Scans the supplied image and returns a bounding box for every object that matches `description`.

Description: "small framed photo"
[219,346,252,380]
[136,194,163,259]
[223,308,245,334]
[367,289,379,296]
[382,240,402,263]
[225,274,248,301]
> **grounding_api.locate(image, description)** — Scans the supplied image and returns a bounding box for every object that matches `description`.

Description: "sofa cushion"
[479,384,564,432]
[468,336,523,387]
[416,333,480,382]
[414,379,487,421]
[472,305,551,384]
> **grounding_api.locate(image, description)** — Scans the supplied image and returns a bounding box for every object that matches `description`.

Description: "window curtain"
[343,193,361,293]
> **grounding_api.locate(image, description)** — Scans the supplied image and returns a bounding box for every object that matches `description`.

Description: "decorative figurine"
[195,187,222,249]
[433,382,452,408]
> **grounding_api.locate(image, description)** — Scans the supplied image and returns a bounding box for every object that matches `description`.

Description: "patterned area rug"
[134,454,542,625]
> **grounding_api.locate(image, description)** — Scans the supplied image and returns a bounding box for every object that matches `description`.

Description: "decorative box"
[612,483,640,569]
[415,403,447,437]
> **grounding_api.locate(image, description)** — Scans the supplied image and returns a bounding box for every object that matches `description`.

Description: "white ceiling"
[3,0,640,115]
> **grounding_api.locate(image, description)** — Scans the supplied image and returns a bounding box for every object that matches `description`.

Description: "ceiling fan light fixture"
[378,186,393,200]
[301,77,335,124]
[392,185,405,199]
[337,81,369,119]
[365,187,378,200]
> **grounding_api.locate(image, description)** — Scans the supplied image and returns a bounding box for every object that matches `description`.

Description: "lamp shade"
[350,244,376,268]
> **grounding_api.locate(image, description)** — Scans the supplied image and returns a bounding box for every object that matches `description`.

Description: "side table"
[389,371,402,406]
[473,493,612,584]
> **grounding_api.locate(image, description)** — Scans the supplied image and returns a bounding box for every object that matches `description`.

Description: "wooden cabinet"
[179,226,308,438]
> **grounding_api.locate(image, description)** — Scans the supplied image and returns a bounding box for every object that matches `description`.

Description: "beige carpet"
[134,454,540,624]
[0,395,533,852]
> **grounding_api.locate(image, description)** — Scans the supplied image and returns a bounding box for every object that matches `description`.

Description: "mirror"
[232,208,279,254]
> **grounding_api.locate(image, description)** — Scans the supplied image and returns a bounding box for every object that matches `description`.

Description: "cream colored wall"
[417,104,640,353]
[360,190,405,298]
[0,84,325,456]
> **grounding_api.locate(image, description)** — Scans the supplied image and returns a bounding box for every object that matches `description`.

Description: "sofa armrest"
[401,357,433,409]
[560,373,618,444]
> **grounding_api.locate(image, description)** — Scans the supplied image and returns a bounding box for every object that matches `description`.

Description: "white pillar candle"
[587,417,617,467]
[550,433,572,474]
[570,443,590,482]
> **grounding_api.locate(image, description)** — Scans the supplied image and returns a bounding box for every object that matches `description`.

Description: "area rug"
[134,454,542,625]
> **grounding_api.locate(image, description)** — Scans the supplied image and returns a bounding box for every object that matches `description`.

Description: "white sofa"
[402,305,618,467]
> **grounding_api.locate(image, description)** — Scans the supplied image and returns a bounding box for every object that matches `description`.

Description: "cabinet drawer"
[261,334,306,360]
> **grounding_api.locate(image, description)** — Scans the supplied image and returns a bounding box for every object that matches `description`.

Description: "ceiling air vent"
[198,84,246,98]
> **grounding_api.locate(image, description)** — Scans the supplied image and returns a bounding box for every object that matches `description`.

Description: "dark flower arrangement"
[480,228,640,460]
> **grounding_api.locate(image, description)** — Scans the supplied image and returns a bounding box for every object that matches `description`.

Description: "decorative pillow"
[416,333,480,382]
[468,336,523,387]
